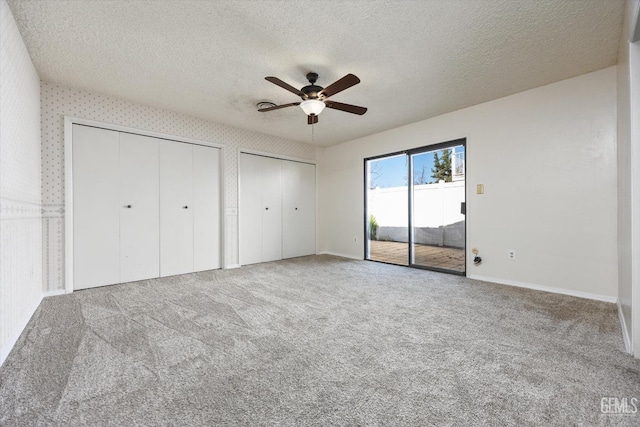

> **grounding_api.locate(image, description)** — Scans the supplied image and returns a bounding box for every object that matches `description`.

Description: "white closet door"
[119,133,160,282]
[282,161,316,258]
[193,145,221,271]
[73,125,120,290]
[160,140,194,276]
[261,156,283,262]
[240,153,263,265]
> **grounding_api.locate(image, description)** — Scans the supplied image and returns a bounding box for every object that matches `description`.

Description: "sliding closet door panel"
[73,125,120,290]
[119,133,160,282]
[299,162,317,256]
[193,145,221,271]
[239,153,263,265]
[282,161,316,258]
[160,140,194,277]
[261,156,283,262]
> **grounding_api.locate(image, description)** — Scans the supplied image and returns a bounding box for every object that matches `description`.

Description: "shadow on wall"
[375,221,465,249]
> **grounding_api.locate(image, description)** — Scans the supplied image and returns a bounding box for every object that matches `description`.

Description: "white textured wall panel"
[318,68,618,300]
[617,0,635,353]
[40,82,315,291]
[0,0,42,364]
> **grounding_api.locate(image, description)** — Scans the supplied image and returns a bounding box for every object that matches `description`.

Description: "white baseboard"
[318,251,363,261]
[225,264,241,269]
[43,289,67,297]
[617,299,633,354]
[467,274,617,303]
[0,293,43,368]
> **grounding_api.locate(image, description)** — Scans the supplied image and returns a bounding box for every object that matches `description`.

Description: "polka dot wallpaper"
[41,81,316,291]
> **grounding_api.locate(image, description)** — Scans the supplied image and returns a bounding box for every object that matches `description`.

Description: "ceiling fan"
[258,72,367,124]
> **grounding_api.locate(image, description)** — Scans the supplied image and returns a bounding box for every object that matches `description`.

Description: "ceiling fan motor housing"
[301,73,322,99]
[301,84,323,99]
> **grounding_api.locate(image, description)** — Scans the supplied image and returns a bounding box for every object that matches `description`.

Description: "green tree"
[430,149,452,182]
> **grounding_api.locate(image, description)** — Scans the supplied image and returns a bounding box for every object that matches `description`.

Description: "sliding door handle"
[125,205,132,208]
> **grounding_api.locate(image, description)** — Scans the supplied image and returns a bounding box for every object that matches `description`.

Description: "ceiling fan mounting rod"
[306,72,319,84]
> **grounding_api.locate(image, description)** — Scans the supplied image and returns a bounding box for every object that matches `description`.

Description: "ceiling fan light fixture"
[300,99,325,116]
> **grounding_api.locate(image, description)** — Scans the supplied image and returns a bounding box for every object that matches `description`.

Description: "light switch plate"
[477,184,484,195]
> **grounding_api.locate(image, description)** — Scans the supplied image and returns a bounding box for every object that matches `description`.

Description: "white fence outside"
[368,180,465,248]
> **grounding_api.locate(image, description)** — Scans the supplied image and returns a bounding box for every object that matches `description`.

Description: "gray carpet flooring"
[1,255,639,426]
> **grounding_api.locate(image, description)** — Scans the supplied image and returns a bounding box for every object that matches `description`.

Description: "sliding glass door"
[365,154,409,265]
[365,139,466,274]
[409,144,465,272]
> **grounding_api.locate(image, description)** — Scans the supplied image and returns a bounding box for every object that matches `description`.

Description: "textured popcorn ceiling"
[7,0,625,146]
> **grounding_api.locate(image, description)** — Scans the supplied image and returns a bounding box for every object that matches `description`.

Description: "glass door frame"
[364,138,466,275]
[363,149,409,263]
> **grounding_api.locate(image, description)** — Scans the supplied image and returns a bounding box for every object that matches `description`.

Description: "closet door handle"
[295,207,298,210]
[125,205,132,208]
[183,206,189,209]
[265,207,269,210]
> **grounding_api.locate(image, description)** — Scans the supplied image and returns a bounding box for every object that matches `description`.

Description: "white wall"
[617,0,634,354]
[40,82,315,292]
[617,0,640,355]
[0,0,42,365]
[318,67,618,300]
[632,14,640,359]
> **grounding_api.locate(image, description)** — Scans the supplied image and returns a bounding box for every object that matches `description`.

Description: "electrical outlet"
[508,249,516,260]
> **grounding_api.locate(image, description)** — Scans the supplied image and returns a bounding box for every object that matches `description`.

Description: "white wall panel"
[239,153,264,265]
[72,125,120,289]
[0,0,42,364]
[318,67,618,300]
[193,145,221,271]
[617,0,640,355]
[160,140,194,277]
[119,132,159,282]
[261,156,283,263]
[283,161,316,259]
